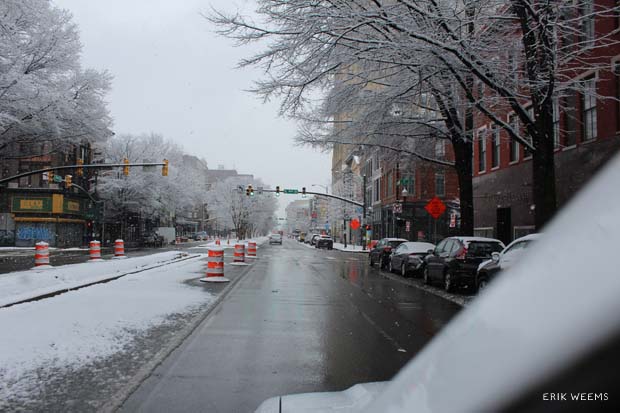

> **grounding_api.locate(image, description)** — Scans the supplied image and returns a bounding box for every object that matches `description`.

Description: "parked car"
[424,236,505,292]
[269,233,283,245]
[193,231,208,241]
[369,238,408,269]
[309,234,321,246]
[315,235,333,250]
[388,241,436,277]
[143,232,164,248]
[476,233,540,292]
[298,232,306,243]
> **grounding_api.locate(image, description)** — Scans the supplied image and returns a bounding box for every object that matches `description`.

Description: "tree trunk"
[531,105,557,229]
[452,138,474,236]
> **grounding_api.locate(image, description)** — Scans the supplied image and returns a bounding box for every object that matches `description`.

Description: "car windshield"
[2,1,618,412]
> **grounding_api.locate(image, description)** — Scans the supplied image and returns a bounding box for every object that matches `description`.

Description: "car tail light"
[384,246,392,253]
[456,246,468,260]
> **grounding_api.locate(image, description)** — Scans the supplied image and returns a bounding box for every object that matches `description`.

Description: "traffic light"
[65,174,72,188]
[162,159,169,176]
[246,185,254,196]
[275,186,280,196]
[123,158,129,176]
[76,159,83,176]
[302,187,306,195]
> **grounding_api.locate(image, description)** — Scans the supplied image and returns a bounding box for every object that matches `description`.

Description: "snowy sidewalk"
[0,251,198,308]
[189,236,269,249]
[333,242,369,253]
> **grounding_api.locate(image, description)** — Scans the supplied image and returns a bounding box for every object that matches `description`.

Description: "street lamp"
[401,188,408,197]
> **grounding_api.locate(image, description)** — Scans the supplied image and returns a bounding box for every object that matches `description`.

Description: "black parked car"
[315,235,333,250]
[369,238,408,269]
[424,237,505,292]
[388,241,436,277]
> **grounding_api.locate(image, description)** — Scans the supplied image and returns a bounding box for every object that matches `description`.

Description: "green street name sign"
[283,189,299,194]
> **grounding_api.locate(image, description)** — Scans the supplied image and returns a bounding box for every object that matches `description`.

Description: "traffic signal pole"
[362,175,367,250]
[0,161,168,186]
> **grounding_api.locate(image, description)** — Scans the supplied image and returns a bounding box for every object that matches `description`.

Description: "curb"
[101,251,260,413]
[0,254,200,309]
[379,270,472,307]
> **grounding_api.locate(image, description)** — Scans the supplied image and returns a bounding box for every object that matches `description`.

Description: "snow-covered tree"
[209,0,620,230]
[0,0,112,158]
[97,133,205,236]
[206,176,277,239]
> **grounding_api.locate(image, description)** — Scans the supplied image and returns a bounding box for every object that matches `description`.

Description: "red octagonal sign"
[350,218,360,230]
[425,197,446,220]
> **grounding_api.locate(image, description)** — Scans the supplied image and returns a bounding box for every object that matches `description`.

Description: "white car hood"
[255,382,387,413]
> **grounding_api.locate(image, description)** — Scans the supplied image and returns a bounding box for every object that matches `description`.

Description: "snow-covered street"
[0,254,216,411]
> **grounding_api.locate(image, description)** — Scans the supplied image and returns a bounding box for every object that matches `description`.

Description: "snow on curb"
[333,243,369,253]
[0,251,199,308]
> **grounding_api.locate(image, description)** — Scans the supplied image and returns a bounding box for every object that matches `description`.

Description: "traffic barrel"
[200,246,229,283]
[216,238,221,246]
[176,236,181,244]
[113,239,126,259]
[233,243,245,263]
[33,241,51,268]
[89,240,103,262]
[247,241,257,258]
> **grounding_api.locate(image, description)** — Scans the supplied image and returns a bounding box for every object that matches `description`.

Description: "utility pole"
[362,174,367,250]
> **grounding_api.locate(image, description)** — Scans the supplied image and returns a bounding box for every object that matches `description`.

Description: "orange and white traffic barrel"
[233,243,245,263]
[89,240,103,262]
[113,239,126,259]
[247,241,257,258]
[200,246,229,283]
[176,236,181,244]
[215,238,221,246]
[33,241,51,268]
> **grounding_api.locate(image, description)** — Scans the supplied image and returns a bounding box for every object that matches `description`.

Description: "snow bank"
[0,251,194,308]
[0,257,212,407]
[333,243,369,253]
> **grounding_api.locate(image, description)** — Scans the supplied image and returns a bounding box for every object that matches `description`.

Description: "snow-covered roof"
[452,236,503,244]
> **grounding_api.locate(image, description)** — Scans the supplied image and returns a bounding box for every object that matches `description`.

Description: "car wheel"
[401,263,407,277]
[478,278,488,292]
[388,260,393,273]
[423,267,430,285]
[444,272,454,293]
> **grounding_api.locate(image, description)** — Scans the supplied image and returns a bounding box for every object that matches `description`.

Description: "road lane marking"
[359,310,407,353]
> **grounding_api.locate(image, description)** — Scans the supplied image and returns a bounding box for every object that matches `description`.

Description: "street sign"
[405,221,411,232]
[283,189,298,194]
[393,203,403,214]
[425,197,447,219]
[53,175,62,183]
[350,218,360,230]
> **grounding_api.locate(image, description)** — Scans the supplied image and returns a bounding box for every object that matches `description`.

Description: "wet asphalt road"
[120,239,462,412]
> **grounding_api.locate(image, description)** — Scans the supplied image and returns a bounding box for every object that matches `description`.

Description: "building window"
[373,179,380,202]
[553,97,560,148]
[582,0,595,43]
[509,114,520,163]
[615,62,620,131]
[435,171,445,197]
[582,76,597,141]
[435,141,445,158]
[478,129,487,173]
[386,171,393,196]
[564,93,579,147]
[491,126,500,168]
[523,107,533,159]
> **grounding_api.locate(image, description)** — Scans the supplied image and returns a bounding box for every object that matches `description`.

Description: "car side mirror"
[491,252,500,263]
[427,249,435,255]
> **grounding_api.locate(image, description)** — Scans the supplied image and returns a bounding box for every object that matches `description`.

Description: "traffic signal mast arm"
[0,161,169,185]
[259,188,364,208]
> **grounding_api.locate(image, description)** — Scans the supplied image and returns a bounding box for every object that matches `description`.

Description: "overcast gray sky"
[53,0,332,216]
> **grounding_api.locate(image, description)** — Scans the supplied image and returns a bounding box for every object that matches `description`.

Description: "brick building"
[472,1,620,244]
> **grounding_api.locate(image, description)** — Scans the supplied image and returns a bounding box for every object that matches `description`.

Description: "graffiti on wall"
[17,226,53,241]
